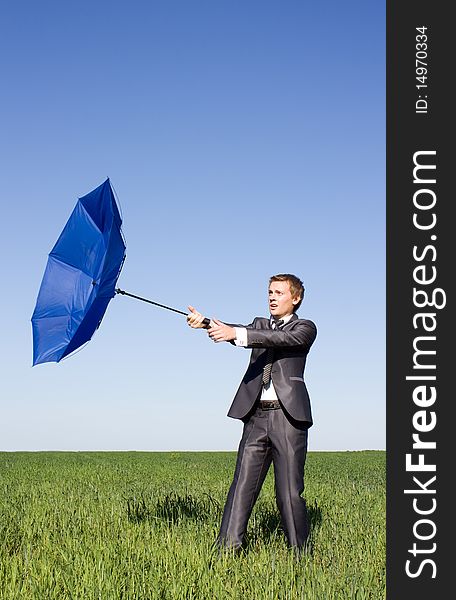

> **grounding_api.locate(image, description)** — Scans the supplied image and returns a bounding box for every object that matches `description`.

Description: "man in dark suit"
[187,274,317,551]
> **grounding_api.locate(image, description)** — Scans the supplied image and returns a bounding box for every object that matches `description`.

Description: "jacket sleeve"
[223,319,257,346]
[245,320,317,352]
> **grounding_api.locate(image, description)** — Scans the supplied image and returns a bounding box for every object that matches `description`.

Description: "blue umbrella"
[31,179,126,365]
[31,178,210,366]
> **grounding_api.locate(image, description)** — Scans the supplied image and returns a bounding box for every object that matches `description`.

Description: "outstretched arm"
[245,320,317,351]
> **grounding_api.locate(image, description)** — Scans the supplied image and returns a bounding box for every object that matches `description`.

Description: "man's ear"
[292,296,301,306]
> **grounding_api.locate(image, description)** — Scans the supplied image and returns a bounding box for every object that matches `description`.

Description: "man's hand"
[208,319,236,343]
[187,306,209,329]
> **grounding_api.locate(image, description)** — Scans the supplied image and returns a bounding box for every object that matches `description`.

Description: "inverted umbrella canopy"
[31,179,126,365]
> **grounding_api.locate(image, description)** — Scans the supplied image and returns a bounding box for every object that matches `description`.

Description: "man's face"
[268,280,299,319]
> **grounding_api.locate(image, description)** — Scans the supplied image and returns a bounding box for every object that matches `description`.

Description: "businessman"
[187,274,317,551]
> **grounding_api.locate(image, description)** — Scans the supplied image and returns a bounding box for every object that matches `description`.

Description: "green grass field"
[0,451,385,599]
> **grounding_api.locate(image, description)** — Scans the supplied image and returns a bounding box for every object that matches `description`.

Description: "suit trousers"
[218,404,309,549]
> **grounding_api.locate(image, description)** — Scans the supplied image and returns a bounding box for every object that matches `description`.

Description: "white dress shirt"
[233,314,294,400]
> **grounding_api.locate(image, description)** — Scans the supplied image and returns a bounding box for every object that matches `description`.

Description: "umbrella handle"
[115,288,211,328]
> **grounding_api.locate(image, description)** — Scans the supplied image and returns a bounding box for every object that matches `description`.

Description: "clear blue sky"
[0,0,385,451]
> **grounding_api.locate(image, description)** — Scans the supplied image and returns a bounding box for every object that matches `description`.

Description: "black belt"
[259,400,281,410]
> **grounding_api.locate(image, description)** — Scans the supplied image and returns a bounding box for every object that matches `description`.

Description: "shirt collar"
[270,313,294,326]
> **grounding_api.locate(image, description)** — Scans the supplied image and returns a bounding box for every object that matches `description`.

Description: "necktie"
[262,319,284,386]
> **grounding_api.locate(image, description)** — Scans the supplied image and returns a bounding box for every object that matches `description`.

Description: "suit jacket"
[227,314,317,426]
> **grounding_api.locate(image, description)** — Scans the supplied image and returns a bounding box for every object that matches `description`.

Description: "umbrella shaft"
[115,288,188,316]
